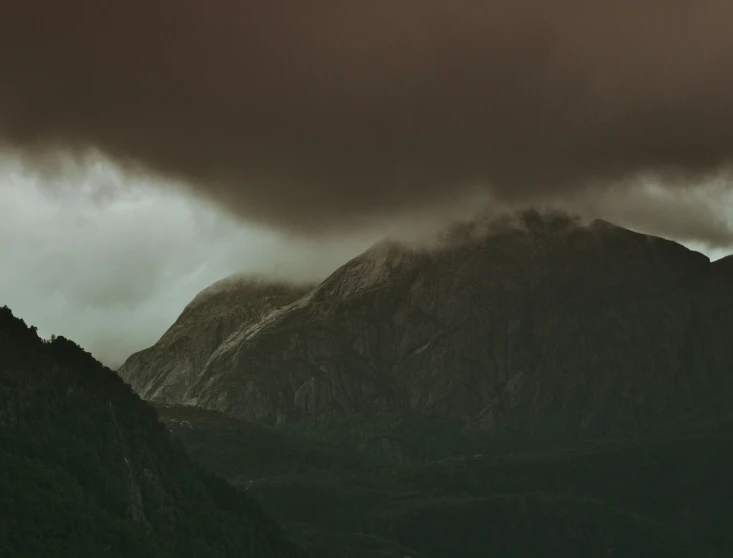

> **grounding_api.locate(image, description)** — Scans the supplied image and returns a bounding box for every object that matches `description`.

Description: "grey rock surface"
[119,214,733,440]
[119,275,311,403]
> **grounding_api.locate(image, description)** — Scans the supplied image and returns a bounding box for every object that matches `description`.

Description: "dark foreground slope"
[0,306,304,558]
[158,404,732,557]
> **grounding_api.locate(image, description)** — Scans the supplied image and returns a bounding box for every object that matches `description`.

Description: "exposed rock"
[119,214,733,441]
[120,275,311,403]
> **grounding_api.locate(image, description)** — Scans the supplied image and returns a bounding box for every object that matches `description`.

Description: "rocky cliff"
[120,276,311,403]
[119,213,733,441]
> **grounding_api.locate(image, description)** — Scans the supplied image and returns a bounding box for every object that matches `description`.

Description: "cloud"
[2,1,733,240]
[0,156,375,367]
[566,176,733,248]
[4,1,733,365]
[1,153,729,367]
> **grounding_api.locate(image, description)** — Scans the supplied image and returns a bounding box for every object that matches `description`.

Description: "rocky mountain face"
[119,214,733,442]
[120,276,311,403]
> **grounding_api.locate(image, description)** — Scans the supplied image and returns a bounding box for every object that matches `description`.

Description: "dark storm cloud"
[3,1,733,237]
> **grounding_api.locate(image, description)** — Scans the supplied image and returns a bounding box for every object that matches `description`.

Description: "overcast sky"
[3,2,733,366]
[2,150,731,369]
[0,154,380,368]
[5,1,733,236]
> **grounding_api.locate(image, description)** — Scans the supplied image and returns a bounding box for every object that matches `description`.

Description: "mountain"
[120,276,311,404]
[119,212,733,446]
[80,210,733,556]
[0,306,305,558]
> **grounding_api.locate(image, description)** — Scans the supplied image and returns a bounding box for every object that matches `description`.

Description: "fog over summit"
[1,153,731,368]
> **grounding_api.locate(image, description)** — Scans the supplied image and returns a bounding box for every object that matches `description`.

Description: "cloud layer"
[0,156,374,367]
[3,1,733,239]
[1,154,730,367]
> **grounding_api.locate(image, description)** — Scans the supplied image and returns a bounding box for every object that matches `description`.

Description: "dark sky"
[4,1,733,364]
[3,1,733,239]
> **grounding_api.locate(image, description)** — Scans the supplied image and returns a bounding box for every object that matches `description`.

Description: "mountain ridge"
[119,213,732,446]
[120,277,312,404]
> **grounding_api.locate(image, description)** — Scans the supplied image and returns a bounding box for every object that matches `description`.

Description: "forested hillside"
[0,306,305,558]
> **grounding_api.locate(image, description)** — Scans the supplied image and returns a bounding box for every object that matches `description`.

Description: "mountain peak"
[118,275,311,403]
[183,274,311,315]
[118,215,729,439]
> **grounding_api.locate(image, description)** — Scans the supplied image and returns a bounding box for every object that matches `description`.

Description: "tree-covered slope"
[244,425,733,557]
[0,306,305,558]
[156,401,733,557]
